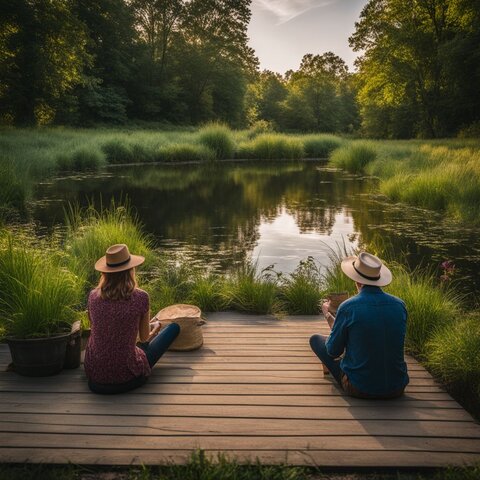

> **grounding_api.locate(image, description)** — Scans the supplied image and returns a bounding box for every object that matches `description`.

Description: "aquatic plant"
[329,141,377,173]
[198,123,236,160]
[0,233,82,338]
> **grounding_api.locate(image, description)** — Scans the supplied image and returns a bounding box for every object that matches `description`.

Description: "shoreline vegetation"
[0,203,479,420]
[1,125,480,224]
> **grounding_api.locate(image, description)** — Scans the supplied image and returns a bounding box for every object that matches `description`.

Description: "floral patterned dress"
[84,288,151,384]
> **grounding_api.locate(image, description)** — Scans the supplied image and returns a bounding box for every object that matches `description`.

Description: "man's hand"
[321,300,331,318]
[322,300,335,329]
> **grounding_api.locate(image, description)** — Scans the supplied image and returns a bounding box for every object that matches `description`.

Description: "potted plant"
[0,235,82,376]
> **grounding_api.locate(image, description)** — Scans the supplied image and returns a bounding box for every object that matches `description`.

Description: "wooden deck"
[0,312,479,467]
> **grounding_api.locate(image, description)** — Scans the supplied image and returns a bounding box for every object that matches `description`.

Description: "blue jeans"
[138,322,181,367]
[309,334,344,386]
[89,323,180,395]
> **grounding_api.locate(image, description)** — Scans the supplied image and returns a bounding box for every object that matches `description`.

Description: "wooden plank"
[1,415,479,437]
[0,392,459,407]
[2,434,480,454]
[0,403,472,421]
[0,382,446,394]
[0,374,440,386]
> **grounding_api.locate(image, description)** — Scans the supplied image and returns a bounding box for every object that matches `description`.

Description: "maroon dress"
[84,288,151,384]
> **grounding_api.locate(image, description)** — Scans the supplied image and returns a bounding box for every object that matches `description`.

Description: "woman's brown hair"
[97,268,137,301]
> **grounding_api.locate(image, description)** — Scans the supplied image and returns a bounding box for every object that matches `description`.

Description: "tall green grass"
[225,262,280,314]
[0,233,82,338]
[198,123,236,160]
[280,257,322,314]
[427,314,480,411]
[386,266,461,356]
[0,160,27,219]
[302,134,343,158]
[238,134,305,160]
[329,141,377,173]
[65,202,153,289]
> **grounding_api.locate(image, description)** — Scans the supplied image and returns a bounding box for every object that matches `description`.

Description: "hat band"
[107,256,131,268]
[352,261,381,281]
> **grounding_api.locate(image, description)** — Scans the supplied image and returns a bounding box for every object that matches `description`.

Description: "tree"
[0,0,90,125]
[350,0,480,138]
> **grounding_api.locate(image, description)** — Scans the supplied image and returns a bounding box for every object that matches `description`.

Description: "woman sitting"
[84,244,180,394]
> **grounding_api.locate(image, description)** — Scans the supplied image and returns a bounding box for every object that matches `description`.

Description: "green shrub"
[330,141,377,173]
[241,134,305,160]
[0,234,82,338]
[198,123,235,160]
[303,134,343,158]
[280,257,322,314]
[65,202,153,289]
[158,144,215,162]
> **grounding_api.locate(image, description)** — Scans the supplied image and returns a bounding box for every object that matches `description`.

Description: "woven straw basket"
[154,304,205,351]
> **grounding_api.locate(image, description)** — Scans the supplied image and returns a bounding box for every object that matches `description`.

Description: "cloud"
[255,0,337,24]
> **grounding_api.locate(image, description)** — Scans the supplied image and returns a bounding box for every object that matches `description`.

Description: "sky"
[248,0,368,74]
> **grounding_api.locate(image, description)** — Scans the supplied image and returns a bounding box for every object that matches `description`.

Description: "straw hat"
[95,244,145,273]
[341,252,392,287]
[154,304,205,351]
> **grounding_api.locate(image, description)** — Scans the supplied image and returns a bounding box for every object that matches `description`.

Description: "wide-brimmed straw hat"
[341,252,392,287]
[94,244,145,273]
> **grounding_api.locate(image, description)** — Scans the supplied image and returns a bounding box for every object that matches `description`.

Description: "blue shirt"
[326,285,409,395]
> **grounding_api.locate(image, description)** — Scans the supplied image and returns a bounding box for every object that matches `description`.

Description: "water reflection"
[32,161,480,294]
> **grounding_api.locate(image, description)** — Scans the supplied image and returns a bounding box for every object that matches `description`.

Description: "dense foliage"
[1,1,479,136]
[0,0,257,126]
[350,0,480,138]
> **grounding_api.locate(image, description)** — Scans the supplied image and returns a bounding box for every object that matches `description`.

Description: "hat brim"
[94,254,145,273]
[341,256,392,287]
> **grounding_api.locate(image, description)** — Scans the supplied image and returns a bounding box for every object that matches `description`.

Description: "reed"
[280,257,323,314]
[225,262,280,314]
[0,233,82,338]
[426,314,480,406]
[238,134,304,160]
[329,141,377,173]
[302,134,343,158]
[189,274,229,312]
[198,123,236,160]
[158,143,215,162]
[64,201,154,289]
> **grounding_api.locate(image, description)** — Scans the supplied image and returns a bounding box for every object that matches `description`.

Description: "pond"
[32,161,480,295]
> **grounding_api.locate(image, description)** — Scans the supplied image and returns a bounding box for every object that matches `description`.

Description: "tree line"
[1,0,479,138]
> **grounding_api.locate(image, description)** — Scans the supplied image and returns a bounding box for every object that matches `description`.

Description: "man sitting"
[310,252,409,398]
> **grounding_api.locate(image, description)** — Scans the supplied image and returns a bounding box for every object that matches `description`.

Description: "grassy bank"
[0,125,343,220]
[328,139,480,223]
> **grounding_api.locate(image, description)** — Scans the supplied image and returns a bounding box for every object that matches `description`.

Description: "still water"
[32,161,480,294]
